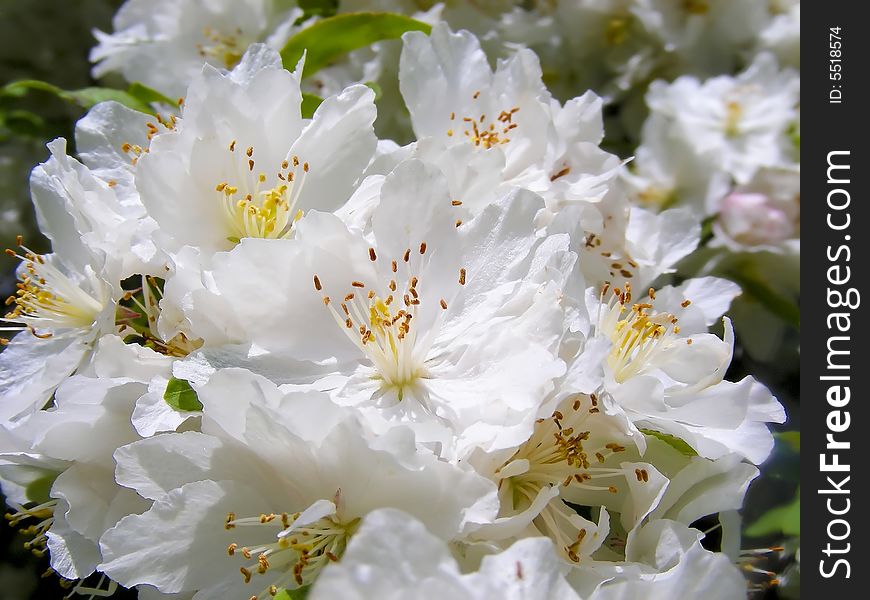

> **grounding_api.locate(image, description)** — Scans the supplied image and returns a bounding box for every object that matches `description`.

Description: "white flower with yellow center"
[390,24,694,293]
[172,159,575,457]
[0,231,116,423]
[135,44,377,256]
[621,117,731,215]
[90,0,303,98]
[492,0,665,101]
[469,393,668,565]
[588,277,785,464]
[99,371,497,597]
[397,23,622,216]
[643,52,799,185]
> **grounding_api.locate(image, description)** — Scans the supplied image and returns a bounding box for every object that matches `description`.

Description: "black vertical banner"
[802,2,868,597]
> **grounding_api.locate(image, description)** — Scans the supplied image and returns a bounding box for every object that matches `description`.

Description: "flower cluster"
[2,13,788,600]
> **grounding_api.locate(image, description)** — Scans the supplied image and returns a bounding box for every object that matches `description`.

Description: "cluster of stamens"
[447,92,520,149]
[496,394,635,563]
[224,508,352,598]
[740,546,788,594]
[598,283,689,382]
[314,244,467,396]
[116,275,201,357]
[1,237,105,343]
[116,111,179,175]
[197,26,244,69]
[216,145,309,243]
[5,500,57,557]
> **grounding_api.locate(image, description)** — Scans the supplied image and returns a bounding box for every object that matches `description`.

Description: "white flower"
[99,372,496,596]
[497,0,665,101]
[582,519,747,599]
[90,0,302,98]
[550,198,702,292]
[173,159,575,457]
[633,0,771,75]
[621,117,731,214]
[398,23,622,215]
[757,2,800,68]
[2,335,170,580]
[644,53,799,185]
[0,155,120,422]
[468,393,668,565]
[389,23,657,291]
[311,508,582,600]
[587,277,786,464]
[136,44,377,257]
[73,101,169,273]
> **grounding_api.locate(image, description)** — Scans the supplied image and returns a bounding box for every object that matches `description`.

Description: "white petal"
[399,23,492,140]
[290,85,377,213]
[0,332,89,423]
[100,479,274,593]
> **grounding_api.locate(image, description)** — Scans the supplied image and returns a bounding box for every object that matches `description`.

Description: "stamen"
[495,394,638,563]
[597,285,683,382]
[312,246,461,397]
[216,147,311,243]
[2,238,107,337]
[226,507,355,595]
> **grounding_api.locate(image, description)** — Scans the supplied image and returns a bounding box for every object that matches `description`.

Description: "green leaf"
[24,473,56,505]
[2,80,159,116]
[0,109,46,137]
[364,80,383,101]
[126,82,178,107]
[775,431,800,453]
[163,377,204,412]
[301,92,324,118]
[725,269,800,330]
[273,587,310,600]
[280,12,431,77]
[745,490,800,538]
[786,121,800,151]
[641,429,698,457]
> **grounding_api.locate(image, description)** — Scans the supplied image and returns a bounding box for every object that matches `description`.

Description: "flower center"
[636,184,677,209]
[217,145,309,244]
[197,27,245,70]
[1,237,107,343]
[496,395,633,562]
[597,284,683,383]
[314,245,466,399]
[724,100,743,137]
[225,510,355,596]
[446,93,520,149]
